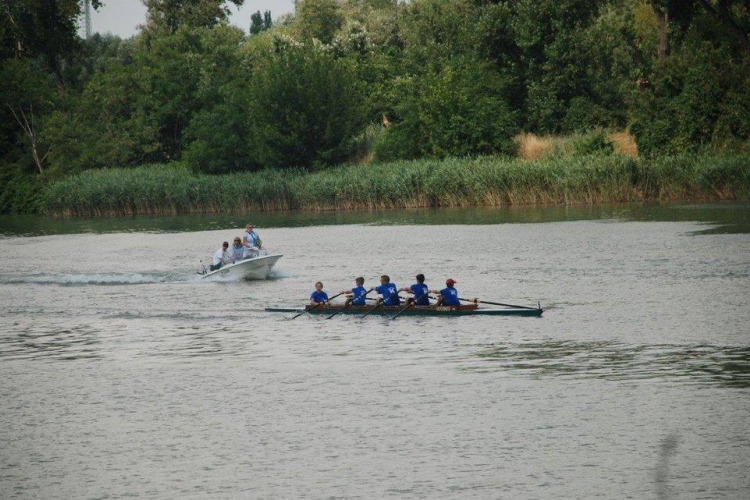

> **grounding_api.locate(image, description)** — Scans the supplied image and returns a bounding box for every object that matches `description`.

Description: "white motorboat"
[200,253,282,280]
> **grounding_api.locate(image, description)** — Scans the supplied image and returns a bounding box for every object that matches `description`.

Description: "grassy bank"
[43,153,750,217]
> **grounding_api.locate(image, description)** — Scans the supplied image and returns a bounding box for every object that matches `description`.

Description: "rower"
[371,275,400,306]
[399,273,430,306]
[309,281,329,306]
[431,278,460,306]
[341,277,368,306]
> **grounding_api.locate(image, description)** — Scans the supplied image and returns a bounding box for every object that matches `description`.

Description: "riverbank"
[44,152,750,217]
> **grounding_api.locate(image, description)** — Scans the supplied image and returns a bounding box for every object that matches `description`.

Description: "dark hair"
[381,275,390,282]
[416,274,425,283]
[222,241,229,247]
[355,277,364,285]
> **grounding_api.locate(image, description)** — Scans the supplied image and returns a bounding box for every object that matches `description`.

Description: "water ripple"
[0,323,103,362]
[470,341,750,387]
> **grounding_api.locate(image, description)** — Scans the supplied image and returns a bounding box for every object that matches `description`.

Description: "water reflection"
[0,323,102,361]
[655,433,680,500]
[472,341,750,388]
[1,201,749,236]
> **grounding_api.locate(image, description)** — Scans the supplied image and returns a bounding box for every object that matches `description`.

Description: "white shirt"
[213,248,232,266]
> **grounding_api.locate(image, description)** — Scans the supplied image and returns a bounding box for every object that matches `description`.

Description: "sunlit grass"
[515,130,639,159]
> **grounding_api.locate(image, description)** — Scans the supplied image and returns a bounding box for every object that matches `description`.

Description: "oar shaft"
[326,304,350,319]
[458,297,539,310]
[391,302,414,319]
[391,290,430,320]
[327,289,372,319]
[361,300,383,318]
[291,304,318,319]
[293,291,345,319]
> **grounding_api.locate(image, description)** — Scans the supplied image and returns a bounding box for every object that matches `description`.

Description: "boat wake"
[2,273,182,286]
[0,267,290,286]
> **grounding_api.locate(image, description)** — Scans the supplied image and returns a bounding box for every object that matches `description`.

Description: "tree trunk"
[650,1,670,62]
[7,104,47,174]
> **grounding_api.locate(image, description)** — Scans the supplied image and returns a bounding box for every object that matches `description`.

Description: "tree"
[629,0,750,155]
[245,41,366,169]
[0,59,58,174]
[250,10,273,34]
[42,58,159,176]
[375,57,519,161]
[1,0,102,85]
[696,0,749,53]
[142,0,244,34]
[295,0,344,44]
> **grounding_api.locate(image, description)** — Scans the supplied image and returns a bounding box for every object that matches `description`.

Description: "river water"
[1,203,749,499]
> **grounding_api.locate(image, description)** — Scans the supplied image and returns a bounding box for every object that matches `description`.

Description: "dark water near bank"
[2,201,749,236]
[1,202,749,499]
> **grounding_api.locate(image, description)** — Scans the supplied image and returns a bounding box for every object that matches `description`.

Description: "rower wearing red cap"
[431,278,460,306]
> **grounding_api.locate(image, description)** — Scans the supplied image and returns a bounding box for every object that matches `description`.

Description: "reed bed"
[43,153,750,217]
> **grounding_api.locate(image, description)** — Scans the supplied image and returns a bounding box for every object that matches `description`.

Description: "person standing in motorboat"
[399,273,430,306]
[231,237,244,262]
[211,241,232,271]
[371,275,400,306]
[431,278,460,306]
[242,223,262,258]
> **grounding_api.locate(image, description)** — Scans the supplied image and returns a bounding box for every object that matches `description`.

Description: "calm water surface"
[1,203,749,499]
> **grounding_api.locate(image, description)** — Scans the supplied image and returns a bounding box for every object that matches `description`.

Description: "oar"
[292,292,344,319]
[391,291,429,320]
[390,301,414,319]
[459,297,540,311]
[326,289,372,319]
[360,298,384,318]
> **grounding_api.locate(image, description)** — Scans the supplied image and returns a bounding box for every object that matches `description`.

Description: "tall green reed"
[43,153,750,216]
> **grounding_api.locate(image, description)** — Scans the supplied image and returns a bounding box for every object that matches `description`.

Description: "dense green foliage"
[44,151,750,216]
[2,0,750,213]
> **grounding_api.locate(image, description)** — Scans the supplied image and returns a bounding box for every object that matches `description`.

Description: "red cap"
[446,278,456,286]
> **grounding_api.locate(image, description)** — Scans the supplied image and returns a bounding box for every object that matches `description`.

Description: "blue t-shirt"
[439,286,460,306]
[410,283,430,305]
[375,283,400,306]
[351,286,368,306]
[310,290,328,303]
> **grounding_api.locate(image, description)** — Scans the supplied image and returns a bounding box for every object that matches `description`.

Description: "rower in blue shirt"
[371,275,400,306]
[341,277,368,306]
[310,281,329,306]
[399,273,430,306]
[431,278,460,306]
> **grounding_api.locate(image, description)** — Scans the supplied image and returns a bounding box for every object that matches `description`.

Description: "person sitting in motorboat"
[431,278,460,306]
[399,273,430,306]
[242,223,262,258]
[210,241,232,271]
[231,237,244,262]
[371,275,400,306]
[310,281,329,306]
[341,277,368,306]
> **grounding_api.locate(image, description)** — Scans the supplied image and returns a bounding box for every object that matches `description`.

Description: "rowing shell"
[265,303,543,317]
